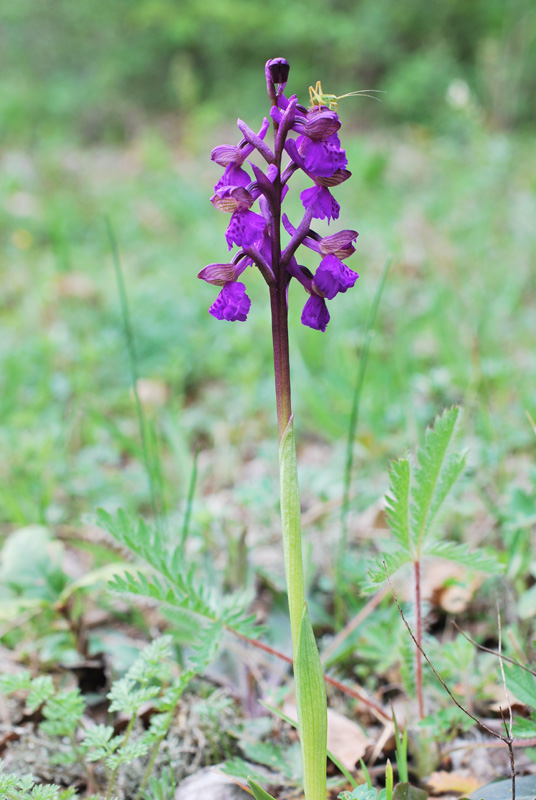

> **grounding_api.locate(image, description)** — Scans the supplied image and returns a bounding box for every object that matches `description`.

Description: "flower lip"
[209,281,251,322]
[301,295,330,331]
[313,254,359,299]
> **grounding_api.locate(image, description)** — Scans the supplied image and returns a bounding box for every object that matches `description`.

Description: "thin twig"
[453,622,536,678]
[384,564,507,742]
[230,629,390,721]
[497,604,513,740]
[497,602,516,800]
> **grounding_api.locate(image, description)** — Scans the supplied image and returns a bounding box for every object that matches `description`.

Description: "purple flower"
[296,131,348,178]
[211,118,270,168]
[225,209,266,249]
[301,295,330,331]
[300,185,340,222]
[313,255,359,299]
[201,58,362,332]
[209,282,251,322]
[214,164,252,194]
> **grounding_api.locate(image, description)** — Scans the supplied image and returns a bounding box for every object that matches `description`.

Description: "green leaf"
[367,549,412,585]
[410,407,465,552]
[248,779,278,800]
[505,664,536,708]
[392,783,427,800]
[0,670,32,695]
[422,540,501,572]
[40,689,85,738]
[27,676,55,712]
[81,724,116,752]
[339,786,377,800]
[469,775,536,800]
[385,458,411,550]
[295,603,327,800]
[512,714,536,738]
[126,635,173,683]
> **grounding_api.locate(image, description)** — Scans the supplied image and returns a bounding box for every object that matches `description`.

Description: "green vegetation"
[1,4,536,798]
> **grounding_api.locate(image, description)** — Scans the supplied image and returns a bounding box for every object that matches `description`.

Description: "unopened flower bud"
[267,57,290,85]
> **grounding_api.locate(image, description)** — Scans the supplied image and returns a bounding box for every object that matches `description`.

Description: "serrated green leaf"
[27,676,55,712]
[410,407,464,551]
[367,549,412,585]
[422,540,501,572]
[81,723,116,751]
[385,458,411,550]
[0,670,32,695]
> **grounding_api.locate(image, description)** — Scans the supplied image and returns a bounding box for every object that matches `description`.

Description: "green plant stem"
[270,194,326,800]
[279,418,305,648]
[134,735,165,800]
[106,715,136,800]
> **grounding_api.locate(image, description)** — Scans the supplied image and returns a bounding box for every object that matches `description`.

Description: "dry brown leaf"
[422,561,481,613]
[283,701,371,769]
[427,770,481,796]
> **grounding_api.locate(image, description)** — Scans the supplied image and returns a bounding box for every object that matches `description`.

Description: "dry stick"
[444,736,536,753]
[384,565,511,744]
[414,560,424,720]
[231,629,391,722]
[497,602,516,800]
[500,708,517,800]
[453,622,536,678]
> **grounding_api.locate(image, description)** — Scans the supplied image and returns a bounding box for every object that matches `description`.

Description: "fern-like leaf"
[410,407,464,552]
[422,540,501,572]
[367,550,412,586]
[99,509,263,656]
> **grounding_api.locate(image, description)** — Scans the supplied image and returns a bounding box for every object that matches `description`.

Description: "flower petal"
[301,295,330,331]
[313,254,359,299]
[300,185,340,222]
[225,209,266,249]
[198,263,237,285]
[209,282,251,322]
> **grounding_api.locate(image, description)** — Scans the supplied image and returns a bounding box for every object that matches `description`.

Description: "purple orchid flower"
[209,282,251,322]
[199,58,360,330]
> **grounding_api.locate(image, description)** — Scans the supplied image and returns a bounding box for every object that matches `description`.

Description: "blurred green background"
[0,0,535,528]
[1,0,536,142]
